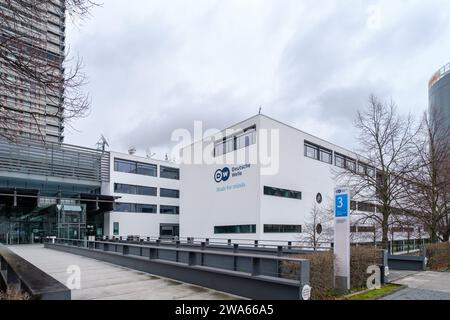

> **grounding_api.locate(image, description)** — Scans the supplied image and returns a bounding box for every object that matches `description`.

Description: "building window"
[214,125,256,157]
[304,143,318,160]
[346,159,356,172]
[137,163,157,176]
[114,159,136,174]
[350,226,376,233]
[115,203,157,214]
[136,204,157,213]
[160,205,179,215]
[160,188,180,199]
[160,166,180,180]
[114,183,157,196]
[236,127,256,150]
[113,222,119,236]
[305,142,332,164]
[335,154,345,168]
[114,158,157,177]
[264,225,302,233]
[214,225,256,234]
[264,186,302,200]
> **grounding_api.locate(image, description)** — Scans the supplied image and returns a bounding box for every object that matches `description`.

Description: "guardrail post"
[0,256,6,272]
[6,265,21,291]
[123,245,129,255]
[188,251,196,266]
[149,248,158,260]
[288,242,292,250]
[227,239,232,246]
[254,240,259,248]
[277,246,283,256]
[233,244,239,271]
[103,243,109,252]
[156,240,161,246]
[251,257,261,276]
[201,242,206,250]
[299,260,311,298]
[147,237,150,242]
[205,238,209,245]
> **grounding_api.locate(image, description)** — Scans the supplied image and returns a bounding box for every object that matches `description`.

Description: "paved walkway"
[383,270,450,300]
[8,245,240,300]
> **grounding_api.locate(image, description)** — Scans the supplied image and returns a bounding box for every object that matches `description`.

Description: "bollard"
[254,240,259,248]
[156,239,161,246]
[147,237,150,242]
[288,241,292,250]
[205,238,210,245]
[228,239,232,246]
[201,242,206,250]
[176,240,180,248]
[233,244,239,253]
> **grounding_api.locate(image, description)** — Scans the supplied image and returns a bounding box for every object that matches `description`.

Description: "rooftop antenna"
[96,134,109,152]
[128,146,137,155]
[165,153,169,161]
[146,148,156,159]
[258,106,262,115]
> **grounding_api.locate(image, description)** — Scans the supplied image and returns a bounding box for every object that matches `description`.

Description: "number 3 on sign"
[337,196,344,208]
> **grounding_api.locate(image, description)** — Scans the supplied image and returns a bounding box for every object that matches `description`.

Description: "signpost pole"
[334,187,351,293]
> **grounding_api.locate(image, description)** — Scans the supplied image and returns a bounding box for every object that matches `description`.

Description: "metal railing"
[0,244,71,300]
[47,238,311,300]
[103,235,332,253]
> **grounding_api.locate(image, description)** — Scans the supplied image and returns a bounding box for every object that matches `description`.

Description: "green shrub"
[426,242,450,271]
[0,289,30,300]
[282,246,384,299]
[281,251,335,300]
[350,246,383,290]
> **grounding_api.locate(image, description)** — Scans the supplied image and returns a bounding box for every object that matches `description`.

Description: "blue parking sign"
[335,194,349,217]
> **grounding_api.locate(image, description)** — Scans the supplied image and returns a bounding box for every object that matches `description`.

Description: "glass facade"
[114,158,157,177]
[160,166,180,180]
[114,183,157,196]
[160,188,180,199]
[264,225,302,233]
[214,125,256,157]
[429,64,450,141]
[114,203,157,214]
[160,205,179,215]
[264,186,302,200]
[214,225,257,234]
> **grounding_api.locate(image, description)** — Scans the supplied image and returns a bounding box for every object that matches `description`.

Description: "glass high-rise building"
[429,62,450,133]
[0,0,66,143]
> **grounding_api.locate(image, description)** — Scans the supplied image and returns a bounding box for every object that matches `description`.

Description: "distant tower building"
[0,1,66,143]
[429,62,450,133]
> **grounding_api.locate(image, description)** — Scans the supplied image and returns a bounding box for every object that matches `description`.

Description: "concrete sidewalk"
[383,271,450,300]
[8,245,241,300]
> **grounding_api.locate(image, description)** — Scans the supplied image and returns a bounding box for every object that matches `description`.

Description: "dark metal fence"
[0,244,71,300]
[46,238,311,300]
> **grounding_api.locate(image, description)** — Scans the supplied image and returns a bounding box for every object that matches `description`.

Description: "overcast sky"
[64,0,450,159]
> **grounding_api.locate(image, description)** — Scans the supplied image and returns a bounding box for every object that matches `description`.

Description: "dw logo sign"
[214,167,230,183]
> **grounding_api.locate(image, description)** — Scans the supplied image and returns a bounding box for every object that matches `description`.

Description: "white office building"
[179,114,423,245]
[101,152,180,239]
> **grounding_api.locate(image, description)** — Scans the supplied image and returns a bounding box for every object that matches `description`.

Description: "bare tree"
[0,0,99,142]
[405,110,450,243]
[303,202,334,250]
[335,95,418,250]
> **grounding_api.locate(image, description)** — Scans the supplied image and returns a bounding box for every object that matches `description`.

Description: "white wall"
[180,117,261,240]
[102,152,180,238]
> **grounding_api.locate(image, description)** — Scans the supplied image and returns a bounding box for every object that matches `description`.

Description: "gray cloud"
[64,0,450,158]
